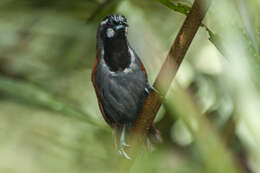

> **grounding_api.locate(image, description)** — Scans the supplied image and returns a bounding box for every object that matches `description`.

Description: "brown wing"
[91,58,114,127]
[136,55,148,78]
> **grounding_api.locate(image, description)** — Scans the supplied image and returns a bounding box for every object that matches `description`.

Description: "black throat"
[103,36,131,72]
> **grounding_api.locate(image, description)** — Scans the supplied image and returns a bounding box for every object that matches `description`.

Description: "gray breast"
[94,57,149,127]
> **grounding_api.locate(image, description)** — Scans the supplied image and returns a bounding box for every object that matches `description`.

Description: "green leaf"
[156,0,190,16]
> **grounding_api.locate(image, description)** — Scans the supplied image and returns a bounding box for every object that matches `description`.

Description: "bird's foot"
[121,142,130,147]
[150,85,159,93]
[119,142,131,160]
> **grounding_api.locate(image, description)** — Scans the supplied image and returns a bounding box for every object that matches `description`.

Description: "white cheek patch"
[106,28,115,38]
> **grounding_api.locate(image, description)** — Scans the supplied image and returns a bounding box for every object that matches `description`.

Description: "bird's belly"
[95,67,148,127]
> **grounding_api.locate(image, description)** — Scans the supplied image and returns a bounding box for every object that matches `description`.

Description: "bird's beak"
[115,25,126,32]
[115,22,128,32]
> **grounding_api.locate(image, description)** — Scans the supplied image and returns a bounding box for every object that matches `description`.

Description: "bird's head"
[98,14,128,40]
[96,14,131,70]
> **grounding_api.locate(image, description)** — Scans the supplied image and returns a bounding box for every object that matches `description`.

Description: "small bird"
[92,14,158,159]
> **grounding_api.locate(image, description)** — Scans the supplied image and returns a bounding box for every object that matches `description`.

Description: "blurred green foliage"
[0,0,260,172]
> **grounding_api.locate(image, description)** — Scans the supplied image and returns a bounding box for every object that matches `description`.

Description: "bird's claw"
[118,125,131,159]
[119,146,131,160]
[121,142,130,147]
[150,86,159,93]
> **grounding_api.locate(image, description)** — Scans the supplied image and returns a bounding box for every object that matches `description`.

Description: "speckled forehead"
[100,15,127,26]
[114,15,126,22]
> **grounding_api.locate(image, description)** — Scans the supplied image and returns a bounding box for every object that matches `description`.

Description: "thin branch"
[157,0,225,60]
[130,0,212,149]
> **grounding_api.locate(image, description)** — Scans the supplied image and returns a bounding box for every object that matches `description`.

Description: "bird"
[92,14,159,159]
